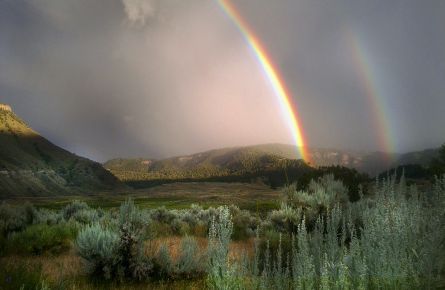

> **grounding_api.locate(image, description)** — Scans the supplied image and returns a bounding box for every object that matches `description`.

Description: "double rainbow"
[216,0,311,163]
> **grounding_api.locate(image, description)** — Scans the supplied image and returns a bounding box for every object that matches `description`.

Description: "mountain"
[104,144,385,177]
[0,104,122,197]
[394,148,439,167]
[104,144,302,178]
[105,144,440,181]
[104,144,314,187]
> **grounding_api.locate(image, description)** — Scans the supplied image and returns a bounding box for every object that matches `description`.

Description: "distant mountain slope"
[394,148,439,167]
[105,143,440,179]
[104,158,156,172]
[0,105,122,197]
[105,144,301,177]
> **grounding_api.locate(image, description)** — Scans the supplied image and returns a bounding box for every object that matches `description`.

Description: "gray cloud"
[122,0,156,27]
[0,0,444,161]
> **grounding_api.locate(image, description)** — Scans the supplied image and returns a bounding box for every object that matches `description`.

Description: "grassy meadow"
[2,182,281,212]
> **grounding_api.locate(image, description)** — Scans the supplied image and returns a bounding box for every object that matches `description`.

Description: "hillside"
[105,143,440,182]
[104,144,382,177]
[0,105,122,197]
[105,144,301,178]
[105,145,315,187]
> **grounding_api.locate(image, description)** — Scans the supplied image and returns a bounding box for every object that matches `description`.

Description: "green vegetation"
[431,144,445,176]
[0,263,50,290]
[104,143,442,183]
[379,143,445,182]
[0,173,444,289]
[105,146,373,196]
[7,223,77,255]
[206,175,445,289]
[109,153,314,189]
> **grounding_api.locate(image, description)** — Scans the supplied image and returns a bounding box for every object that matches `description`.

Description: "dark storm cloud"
[0,0,444,161]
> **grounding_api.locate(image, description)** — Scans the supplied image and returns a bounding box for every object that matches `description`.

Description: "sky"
[0,0,444,162]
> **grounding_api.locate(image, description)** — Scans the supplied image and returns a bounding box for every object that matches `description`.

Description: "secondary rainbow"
[216,0,311,163]
[348,32,395,154]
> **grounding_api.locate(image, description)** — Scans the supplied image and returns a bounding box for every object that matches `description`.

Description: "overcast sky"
[1,0,444,162]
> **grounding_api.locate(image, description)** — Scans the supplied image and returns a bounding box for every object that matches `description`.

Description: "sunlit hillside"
[0,106,121,197]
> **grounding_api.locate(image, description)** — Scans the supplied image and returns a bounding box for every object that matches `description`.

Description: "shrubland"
[0,173,443,289]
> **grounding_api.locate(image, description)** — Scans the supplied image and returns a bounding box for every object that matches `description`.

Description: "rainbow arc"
[216,0,311,163]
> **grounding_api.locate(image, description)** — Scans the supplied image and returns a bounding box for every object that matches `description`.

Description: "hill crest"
[0,108,122,197]
[0,104,12,112]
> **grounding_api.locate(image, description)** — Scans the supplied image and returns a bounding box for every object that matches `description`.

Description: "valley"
[2,182,281,213]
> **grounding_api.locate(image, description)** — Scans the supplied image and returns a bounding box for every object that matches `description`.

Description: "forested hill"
[105,143,440,179]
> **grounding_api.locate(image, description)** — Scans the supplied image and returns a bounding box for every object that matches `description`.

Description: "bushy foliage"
[284,174,348,211]
[270,174,348,232]
[430,144,445,176]
[148,204,220,237]
[6,222,77,255]
[62,200,89,221]
[76,199,152,281]
[176,236,205,277]
[76,222,119,279]
[230,205,259,240]
[33,208,63,225]
[0,202,36,236]
[115,199,152,281]
[298,166,370,201]
[211,175,445,289]
[268,204,302,233]
[155,244,173,277]
[61,200,103,224]
[207,206,245,289]
[3,173,443,288]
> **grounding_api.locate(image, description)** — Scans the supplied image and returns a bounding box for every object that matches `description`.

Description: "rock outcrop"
[0,104,12,112]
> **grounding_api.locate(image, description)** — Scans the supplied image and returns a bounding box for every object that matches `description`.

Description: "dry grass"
[146,236,253,261]
[0,237,254,289]
[0,250,82,284]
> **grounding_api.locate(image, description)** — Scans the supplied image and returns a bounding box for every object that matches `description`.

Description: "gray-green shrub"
[176,236,205,277]
[76,199,152,281]
[62,200,89,221]
[0,202,36,235]
[207,206,245,290]
[210,175,445,289]
[76,223,119,279]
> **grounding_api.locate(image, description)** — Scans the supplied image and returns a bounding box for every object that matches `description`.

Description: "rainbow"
[348,32,395,154]
[216,0,311,163]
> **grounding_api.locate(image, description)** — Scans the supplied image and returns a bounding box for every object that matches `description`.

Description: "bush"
[207,206,245,289]
[231,206,259,240]
[0,202,36,236]
[115,199,152,281]
[280,174,349,226]
[150,206,177,224]
[176,236,205,277]
[62,200,90,221]
[70,208,101,224]
[76,223,119,279]
[76,199,152,281]
[155,244,173,277]
[210,175,445,289]
[33,208,63,225]
[7,223,77,255]
[268,204,301,233]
